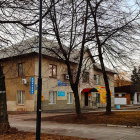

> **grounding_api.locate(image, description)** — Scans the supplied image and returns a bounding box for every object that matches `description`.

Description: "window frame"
[49,64,57,78]
[115,94,119,97]
[49,91,57,104]
[17,90,25,105]
[95,74,100,85]
[18,63,25,77]
[67,92,73,104]
[96,93,100,103]
[82,72,89,83]
[122,94,125,97]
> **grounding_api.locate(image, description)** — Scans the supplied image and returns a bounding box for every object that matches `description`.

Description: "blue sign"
[58,80,67,86]
[57,91,65,97]
[30,77,35,94]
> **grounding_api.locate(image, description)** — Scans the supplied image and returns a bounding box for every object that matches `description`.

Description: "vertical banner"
[30,77,35,94]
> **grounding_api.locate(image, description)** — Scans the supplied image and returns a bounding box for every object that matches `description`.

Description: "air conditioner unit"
[22,79,27,85]
[64,74,69,80]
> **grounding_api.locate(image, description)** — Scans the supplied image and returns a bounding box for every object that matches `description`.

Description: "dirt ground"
[0,131,93,140]
[39,111,140,126]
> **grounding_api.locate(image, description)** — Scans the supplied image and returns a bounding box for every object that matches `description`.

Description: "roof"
[0,36,79,63]
[0,36,116,75]
[114,72,131,82]
[93,63,116,74]
[115,85,133,93]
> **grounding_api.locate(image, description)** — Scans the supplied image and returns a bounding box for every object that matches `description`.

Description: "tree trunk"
[72,85,81,115]
[0,66,10,133]
[98,49,112,114]
[89,4,112,114]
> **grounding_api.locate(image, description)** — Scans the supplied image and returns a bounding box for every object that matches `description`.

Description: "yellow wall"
[1,54,35,111]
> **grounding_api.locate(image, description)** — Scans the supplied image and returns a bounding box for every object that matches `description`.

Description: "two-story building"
[0,36,115,111]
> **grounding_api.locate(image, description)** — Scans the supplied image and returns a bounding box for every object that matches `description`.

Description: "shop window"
[49,91,56,104]
[18,63,25,77]
[82,72,89,83]
[49,64,57,78]
[67,92,73,104]
[17,90,25,105]
[96,93,100,103]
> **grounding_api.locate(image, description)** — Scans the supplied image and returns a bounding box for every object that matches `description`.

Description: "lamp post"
[36,0,42,139]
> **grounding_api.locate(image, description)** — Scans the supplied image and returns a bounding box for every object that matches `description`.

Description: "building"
[114,72,131,87]
[0,36,115,111]
[115,85,140,105]
[115,85,131,105]
[114,71,132,87]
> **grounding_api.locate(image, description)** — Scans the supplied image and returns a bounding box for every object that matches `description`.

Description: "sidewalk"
[9,113,140,140]
[8,105,140,115]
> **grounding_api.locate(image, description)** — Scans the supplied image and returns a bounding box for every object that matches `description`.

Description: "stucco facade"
[0,50,115,111]
[1,54,36,111]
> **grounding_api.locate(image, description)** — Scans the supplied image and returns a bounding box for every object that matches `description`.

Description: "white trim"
[0,91,6,94]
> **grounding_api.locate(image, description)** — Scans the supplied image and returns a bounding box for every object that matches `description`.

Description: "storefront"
[81,86,112,108]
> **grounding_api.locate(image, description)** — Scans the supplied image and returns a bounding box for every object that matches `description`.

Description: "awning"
[81,88,98,94]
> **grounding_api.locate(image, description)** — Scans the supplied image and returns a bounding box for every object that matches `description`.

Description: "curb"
[87,124,140,129]
[106,124,140,129]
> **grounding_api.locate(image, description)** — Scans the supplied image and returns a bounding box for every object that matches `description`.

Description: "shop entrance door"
[85,92,88,106]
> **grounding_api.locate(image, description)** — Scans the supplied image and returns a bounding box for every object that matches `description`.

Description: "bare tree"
[1,0,140,117]
[86,0,140,113]
[44,0,90,115]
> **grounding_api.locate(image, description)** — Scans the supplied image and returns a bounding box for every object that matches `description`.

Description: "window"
[18,63,25,77]
[95,74,100,84]
[49,64,57,78]
[17,90,25,105]
[137,94,140,102]
[49,91,56,104]
[67,92,73,104]
[122,94,125,97]
[115,94,119,97]
[82,72,89,83]
[96,93,100,103]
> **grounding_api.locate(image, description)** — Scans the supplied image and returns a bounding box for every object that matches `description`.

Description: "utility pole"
[36,0,42,139]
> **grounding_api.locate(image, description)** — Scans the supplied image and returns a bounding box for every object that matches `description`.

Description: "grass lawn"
[41,111,140,126]
[0,131,93,140]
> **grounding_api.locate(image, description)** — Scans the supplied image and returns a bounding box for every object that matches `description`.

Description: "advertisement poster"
[96,86,112,104]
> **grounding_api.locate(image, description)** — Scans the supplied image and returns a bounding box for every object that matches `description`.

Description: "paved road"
[9,113,140,140]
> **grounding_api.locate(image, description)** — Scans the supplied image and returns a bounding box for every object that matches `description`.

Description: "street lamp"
[36,0,42,139]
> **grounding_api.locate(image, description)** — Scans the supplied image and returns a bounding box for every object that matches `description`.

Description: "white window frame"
[17,90,25,105]
[49,91,56,104]
[67,92,73,104]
